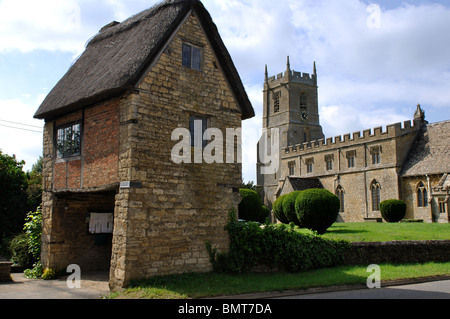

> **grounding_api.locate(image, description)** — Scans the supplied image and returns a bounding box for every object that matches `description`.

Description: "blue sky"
[1,0,449,184]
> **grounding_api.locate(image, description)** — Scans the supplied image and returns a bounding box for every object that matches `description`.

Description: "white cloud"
[0,98,43,171]
[1,0,449,181]
[0,0,86,53]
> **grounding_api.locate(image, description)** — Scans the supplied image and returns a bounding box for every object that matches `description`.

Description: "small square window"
[182,43,202,71]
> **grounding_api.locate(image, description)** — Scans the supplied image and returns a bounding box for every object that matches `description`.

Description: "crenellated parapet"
[267,70,317,87]
[283,118,423,156]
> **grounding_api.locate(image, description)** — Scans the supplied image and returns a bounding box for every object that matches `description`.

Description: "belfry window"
[300,92,307,109]
[273,92,281,113]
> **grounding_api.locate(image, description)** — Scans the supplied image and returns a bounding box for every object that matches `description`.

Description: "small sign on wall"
[88,213,114,234]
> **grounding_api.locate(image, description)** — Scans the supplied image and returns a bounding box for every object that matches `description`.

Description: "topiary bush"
[238,189,268,223]
[273,194,289,224]
[281,191,303,227]
[380,199,406,223]
[295,189,340,235]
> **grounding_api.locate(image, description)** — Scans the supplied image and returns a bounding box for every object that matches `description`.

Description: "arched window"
[417,182,428,207]
[371,180,381,211]
[336,185,345,213]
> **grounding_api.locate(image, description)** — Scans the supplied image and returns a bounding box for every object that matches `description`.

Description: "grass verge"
[298,222,450,242]
[108,261,450,299]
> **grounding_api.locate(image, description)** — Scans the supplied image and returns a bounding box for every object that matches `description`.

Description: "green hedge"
[207,211,350,274]
[380,199,406,223]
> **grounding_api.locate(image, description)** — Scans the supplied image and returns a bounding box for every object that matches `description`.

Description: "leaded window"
[56,123,81,158]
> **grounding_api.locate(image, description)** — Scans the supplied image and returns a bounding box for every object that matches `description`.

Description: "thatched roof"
[34,0,254,120]
[401,120,450,177]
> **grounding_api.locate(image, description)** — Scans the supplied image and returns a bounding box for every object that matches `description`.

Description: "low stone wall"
[343,240,450,265]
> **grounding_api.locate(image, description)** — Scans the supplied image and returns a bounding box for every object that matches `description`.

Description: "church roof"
[286,177,323,191]
[34,0,254,120]
[401,120,450,177]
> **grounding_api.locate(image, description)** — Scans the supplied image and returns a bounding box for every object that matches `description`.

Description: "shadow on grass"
[326,225,369,235]
[124,266,369,299]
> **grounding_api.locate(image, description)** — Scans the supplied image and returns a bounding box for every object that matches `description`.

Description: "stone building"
[258,60,449,223]
[34,0,254,290]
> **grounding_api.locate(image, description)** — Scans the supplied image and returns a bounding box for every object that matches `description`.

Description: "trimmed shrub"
[380,199,406,223]
[207,217,351,274]
[273,194,289,224]
[281,191,303,227]
[295,189,340,235]
[238,189,265,223]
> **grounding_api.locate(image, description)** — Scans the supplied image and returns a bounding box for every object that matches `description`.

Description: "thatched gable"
[34,0,254,120]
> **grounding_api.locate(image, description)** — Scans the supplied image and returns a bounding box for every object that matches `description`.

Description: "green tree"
[0,151,28,244]
[26,156,43,213]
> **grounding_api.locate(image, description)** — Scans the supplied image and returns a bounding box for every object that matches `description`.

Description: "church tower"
[257,57,324,207]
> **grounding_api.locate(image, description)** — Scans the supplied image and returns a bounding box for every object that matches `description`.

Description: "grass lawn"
[109,262,450,299]
[109,222,450,299]
[297,222,450,242]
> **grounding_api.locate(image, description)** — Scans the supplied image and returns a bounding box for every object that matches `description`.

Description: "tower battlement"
[267,70,317,86]
[265,57,317,88]
[283,118,423,155]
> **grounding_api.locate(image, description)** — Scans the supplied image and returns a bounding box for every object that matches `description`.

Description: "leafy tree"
[240,180,257,191]
[26,156,43,213]
[0,151,28,243]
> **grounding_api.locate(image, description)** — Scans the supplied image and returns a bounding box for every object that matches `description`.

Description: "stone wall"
[343,240,450,265]
[108,12,243,289]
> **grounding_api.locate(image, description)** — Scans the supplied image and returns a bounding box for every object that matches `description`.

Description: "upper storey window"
[56,123,81,159]
[182,43,202,71]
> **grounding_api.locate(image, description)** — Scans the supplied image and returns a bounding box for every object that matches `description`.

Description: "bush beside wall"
[207,215,351,274]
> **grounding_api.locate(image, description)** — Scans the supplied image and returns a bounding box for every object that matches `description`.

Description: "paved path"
[0,272,110,299]
[275,280,450,299]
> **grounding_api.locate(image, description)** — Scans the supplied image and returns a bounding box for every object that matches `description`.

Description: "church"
[257,58,449,223]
